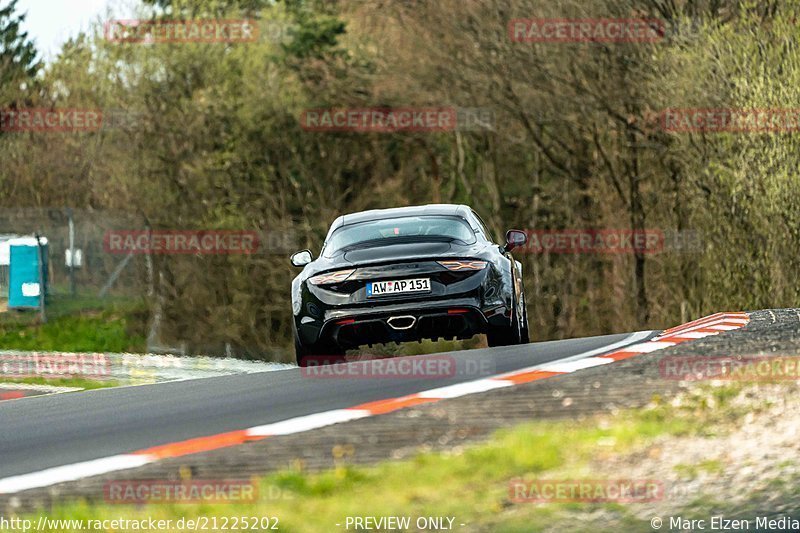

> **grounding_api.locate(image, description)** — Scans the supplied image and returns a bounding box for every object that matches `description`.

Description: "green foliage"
[141,0,273,16]
[0,314,143,352]
[0,0,40,102]
[280,9,346,60]
[0,296,147,352]
[1,1,798,358]
[0,376,118,389]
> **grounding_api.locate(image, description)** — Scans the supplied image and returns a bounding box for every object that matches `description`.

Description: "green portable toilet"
[8,236,48,309]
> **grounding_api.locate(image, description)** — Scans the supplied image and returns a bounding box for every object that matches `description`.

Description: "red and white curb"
[0,383,82,402]
[0,312,749,495]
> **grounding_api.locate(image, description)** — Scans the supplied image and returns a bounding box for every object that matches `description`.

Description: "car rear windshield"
[326,215,476,253]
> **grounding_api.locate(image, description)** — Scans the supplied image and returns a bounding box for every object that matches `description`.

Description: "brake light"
[308,269,355,285]
[437,260,487,271]
[448,308,470,315]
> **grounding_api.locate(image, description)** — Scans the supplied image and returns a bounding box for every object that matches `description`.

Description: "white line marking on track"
[0,455,153,494]
[0,383,81,393]
[617,341,676,353]
[660,331,713,339]
[538,356,615,373]
[415,379,512,399]
[247,409,371,437]
[491,330,656,381]
[664,320,740,336]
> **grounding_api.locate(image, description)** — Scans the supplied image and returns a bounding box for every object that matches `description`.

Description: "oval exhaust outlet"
[387,315,416,330]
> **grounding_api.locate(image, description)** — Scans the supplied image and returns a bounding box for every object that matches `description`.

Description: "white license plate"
[367,278,431,297]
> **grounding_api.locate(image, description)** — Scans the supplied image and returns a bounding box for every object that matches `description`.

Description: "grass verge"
[0,294,146,352]
[0,376,118,390]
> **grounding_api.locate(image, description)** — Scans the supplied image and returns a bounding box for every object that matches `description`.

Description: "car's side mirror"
[290,249,313,267]
[504,229,527,252]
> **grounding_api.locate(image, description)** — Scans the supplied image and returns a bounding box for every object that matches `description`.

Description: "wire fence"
[0,208,300,360]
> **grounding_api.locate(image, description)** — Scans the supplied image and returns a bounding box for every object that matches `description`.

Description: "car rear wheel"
[520,293,530,344]
[487,285,530,347]
[486,305,522,347]
[294,336,346,367]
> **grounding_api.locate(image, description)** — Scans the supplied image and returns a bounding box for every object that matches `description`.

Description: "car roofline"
[329,204,470,232]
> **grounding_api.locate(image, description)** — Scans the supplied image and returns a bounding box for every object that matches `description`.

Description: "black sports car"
[290,204,529,365]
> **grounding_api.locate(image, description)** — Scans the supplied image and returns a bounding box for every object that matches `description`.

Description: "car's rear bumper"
[296,297,511,349]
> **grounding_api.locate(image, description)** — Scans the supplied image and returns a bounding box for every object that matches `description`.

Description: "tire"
[295,336,346,367]
[487,284,529,347]
[520,293,530,344]
[487,303,522,348]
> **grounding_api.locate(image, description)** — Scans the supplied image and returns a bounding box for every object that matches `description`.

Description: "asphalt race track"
[0,331,657,481]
